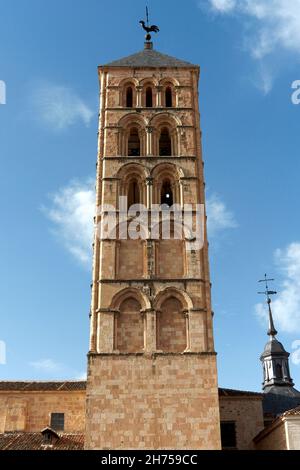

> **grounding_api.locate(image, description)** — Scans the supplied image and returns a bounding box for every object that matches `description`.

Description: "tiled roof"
[0,433,84,450]
[219,388,263,397]
[0,382,263,397]
[282,405,300,417]
[104,47,197,68]
[0,381,86,391]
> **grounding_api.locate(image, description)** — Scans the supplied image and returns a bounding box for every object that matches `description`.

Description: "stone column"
[146,177,153,209]
[155,86,163,107]
[146,126,153,156]
[179,179,184,208]
[136,86,143,107]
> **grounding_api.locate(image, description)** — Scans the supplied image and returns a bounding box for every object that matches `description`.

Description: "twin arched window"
[125,125,174,157]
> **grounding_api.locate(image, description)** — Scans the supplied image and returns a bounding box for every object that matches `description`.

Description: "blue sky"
[1,0,300,391]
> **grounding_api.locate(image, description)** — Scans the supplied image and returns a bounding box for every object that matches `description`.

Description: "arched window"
[128,179,140,208]
[165,87,173,107]
[126,86,133,107]
[161,180,173,207]
[276,363,283,379]
[128,128,140,156]
[146,87,153,108]
[159,128,172,156]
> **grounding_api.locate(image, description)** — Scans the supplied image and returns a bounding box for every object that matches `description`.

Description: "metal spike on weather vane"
[258,274,278,337]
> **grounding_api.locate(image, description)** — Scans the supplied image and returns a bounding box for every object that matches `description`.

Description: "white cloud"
[255,242,300,334]
[206,193,237,237]
[43,178,95,266]
[291,340,300,366]
[32,83,94,131]
[204,1,300,92]
[209,0,236,12]
[29,359,63,373]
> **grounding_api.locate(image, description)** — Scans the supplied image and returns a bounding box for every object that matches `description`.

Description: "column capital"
[146,176,154,186]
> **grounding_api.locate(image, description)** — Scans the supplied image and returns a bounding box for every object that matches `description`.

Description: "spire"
[258,274,278,337]
[258,274,295,391]
[267,298,277,337]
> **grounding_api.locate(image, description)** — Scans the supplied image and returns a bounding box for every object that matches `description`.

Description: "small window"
[161,180,173,207]
[128,128,140,156]
[159,128,172,156]
[128,179,140,208]
[126,86,133,108]
[220,421,237,449]
[276,363,283,379]
[50,413,65,431]
[166,87,173,107]
[146,87,153,108]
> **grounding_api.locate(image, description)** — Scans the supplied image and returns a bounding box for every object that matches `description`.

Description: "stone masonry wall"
[85,354,221,450]
[0,391,85,433]
[219,397,264,450]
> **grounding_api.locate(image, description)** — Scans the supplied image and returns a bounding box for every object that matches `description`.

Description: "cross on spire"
[258,274,278,337]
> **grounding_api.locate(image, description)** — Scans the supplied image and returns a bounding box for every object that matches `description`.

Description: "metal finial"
[258,274,278,337]
[139,6,160,42]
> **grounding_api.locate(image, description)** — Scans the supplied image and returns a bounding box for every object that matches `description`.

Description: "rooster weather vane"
[139,6,159,42]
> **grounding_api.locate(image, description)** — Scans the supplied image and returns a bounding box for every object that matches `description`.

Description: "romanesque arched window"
[128,179,140,208]
[126,86,133,107]
[146,87,153,108]
[159,127,172,156]
[165,86,173,107]
[161,180,173,207]
[128,127,140,156]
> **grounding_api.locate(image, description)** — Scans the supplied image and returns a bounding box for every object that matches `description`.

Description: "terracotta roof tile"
[282,405,300,417]
[0,433,84,450]
[0,381,86,392]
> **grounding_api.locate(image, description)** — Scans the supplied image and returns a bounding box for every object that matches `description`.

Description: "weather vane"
[139,6,159,42]
[258,274,278,336]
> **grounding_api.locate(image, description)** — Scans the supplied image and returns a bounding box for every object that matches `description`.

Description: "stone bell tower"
[85,34,221,449]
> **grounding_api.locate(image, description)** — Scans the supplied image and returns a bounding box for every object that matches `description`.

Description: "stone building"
[85,37,220,450]
[0,39,299,451]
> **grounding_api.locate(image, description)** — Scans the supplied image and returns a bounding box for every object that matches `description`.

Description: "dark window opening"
[50,413,65,431]
[276,363,283,379]
[166,87,173,107]
[146,87,153,108]
[161,180,173,207]
[128,180,140,208]
[159,128,172,156]
[128,128,140,156]
[126,87,133,108]
[220,421,237,449]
